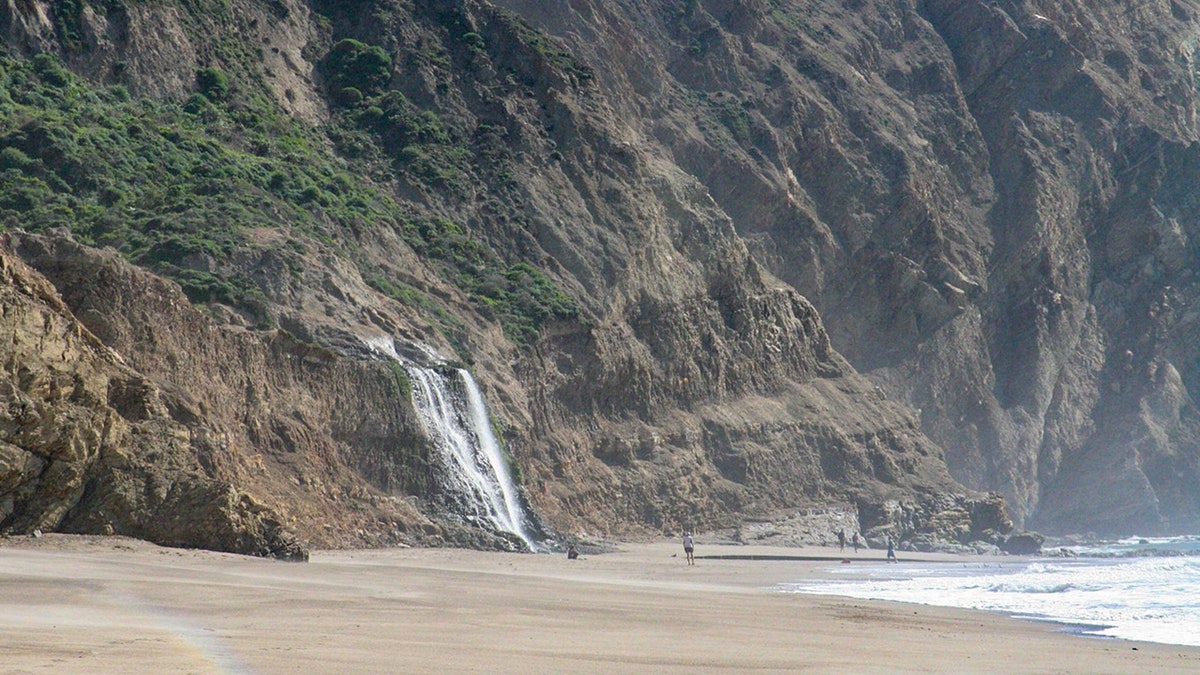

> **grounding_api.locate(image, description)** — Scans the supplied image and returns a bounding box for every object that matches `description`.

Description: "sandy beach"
[2,535,1198,674]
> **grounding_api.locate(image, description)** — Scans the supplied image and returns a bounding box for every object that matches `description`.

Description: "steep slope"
[498,0,1200,535]
[18,0,1193,552]
[1,233,312,558]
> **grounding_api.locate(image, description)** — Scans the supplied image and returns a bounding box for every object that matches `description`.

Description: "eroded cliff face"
[1,231,490,556]
[6,0,1193,552]
[494,0,1200,535]
[1,234,308,557]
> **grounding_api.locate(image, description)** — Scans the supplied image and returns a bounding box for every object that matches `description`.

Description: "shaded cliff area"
[3,0,1198,555]
[498,0,1200,536]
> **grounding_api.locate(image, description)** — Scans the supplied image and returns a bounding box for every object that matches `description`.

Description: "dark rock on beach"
[1001,531,1046,556]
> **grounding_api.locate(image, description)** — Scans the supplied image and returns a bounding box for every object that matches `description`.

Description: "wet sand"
[2,534,1198,673]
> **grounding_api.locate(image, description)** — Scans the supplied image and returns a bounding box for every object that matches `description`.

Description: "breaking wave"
[779,537,1200,647]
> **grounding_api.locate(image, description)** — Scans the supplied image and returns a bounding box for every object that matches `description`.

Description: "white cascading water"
[365,337,538,550]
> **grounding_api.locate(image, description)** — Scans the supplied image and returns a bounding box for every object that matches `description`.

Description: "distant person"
[852,532,860,553]
[683,532,695,565]
[886,536,897,563]
[836,528,846,552]
[567,545,579,560]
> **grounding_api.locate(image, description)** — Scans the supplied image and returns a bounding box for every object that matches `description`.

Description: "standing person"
[852,532,860,553]
[836,528,846,552]
[886,536,897,563]
[683,532,695,566]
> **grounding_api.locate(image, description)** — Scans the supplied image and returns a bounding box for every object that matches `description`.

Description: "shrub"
[196,67,229,100]
[299,185,322,203]
[461,32,486,55]
[324,39,392,96]
[337,86,363,107]
[0,147,33,171]
[32,53,70,87]
[183,92,214,116]
[359,105,384,126]
[267,170,288,191]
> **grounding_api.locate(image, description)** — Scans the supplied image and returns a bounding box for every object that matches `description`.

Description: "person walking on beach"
[683,532,695,565]
[836,528,845,552]
[886,536,897,563]
[852,532,860,553]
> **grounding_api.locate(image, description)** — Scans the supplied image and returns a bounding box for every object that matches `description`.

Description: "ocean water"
[779,536,1200,647]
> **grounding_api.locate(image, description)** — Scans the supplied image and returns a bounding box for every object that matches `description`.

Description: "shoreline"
[3,534,1198,673]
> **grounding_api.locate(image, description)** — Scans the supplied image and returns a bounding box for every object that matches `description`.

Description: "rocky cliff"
[3,0,1198,555]
[495,0,1200,536]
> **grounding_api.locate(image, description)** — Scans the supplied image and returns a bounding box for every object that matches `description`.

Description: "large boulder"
[1001,531,1046,556]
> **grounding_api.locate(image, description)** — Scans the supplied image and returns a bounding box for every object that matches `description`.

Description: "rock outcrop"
[1,230,484,556]
[1,234,302,558]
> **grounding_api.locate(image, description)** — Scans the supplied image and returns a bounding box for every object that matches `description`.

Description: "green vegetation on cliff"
[0,49,573,344]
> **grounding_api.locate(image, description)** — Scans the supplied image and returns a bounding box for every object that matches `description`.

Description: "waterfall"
[364,337,539,551]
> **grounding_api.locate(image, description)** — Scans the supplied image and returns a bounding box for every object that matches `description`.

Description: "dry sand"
[2,534,1198,674]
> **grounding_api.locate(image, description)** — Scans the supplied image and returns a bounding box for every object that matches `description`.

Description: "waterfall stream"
[366,337,539,550]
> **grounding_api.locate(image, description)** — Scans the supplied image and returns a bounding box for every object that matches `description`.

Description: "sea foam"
[779,537,1200,647]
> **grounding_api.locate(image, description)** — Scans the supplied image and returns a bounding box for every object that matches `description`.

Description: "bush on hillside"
[196,67,229,100]
[324,39,392,99]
